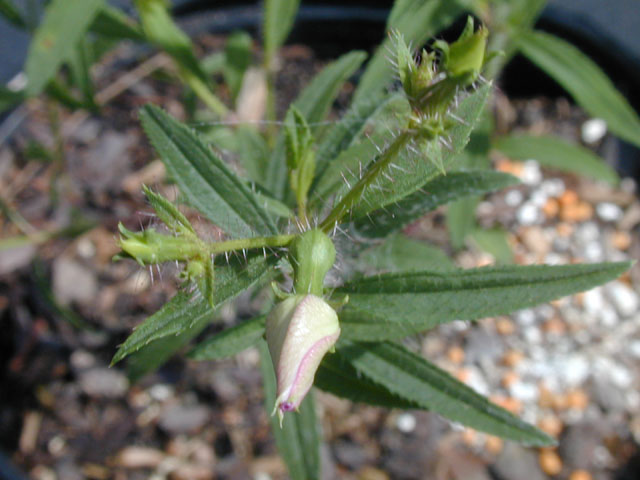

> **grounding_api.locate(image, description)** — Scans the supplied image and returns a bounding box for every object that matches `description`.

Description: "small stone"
[596,202,623,222]
[530,189,549,207]
[493,443,546,480]
[583,242,604,262]
[396,413,416,433]
[446,346,465,365]
[79,368,128,398]
[514,309,536,326]
[581,118,607,143]
[583,288,604,315]
[609,230,631,250]
[541,178,566,198]
[495,317,516,335]
[517,202,541,225]
[502,350,524,367]
[149,384,173,402]
[539,449,563,476]
[556,222,574,237]
[116,446,165,468]
[566,389,589,411]
[509,381,538,403]
[559,189,579,207]
[484,436,503,455]
[561,202,594,223]
[542,198,560,218]
[538,415,563,437]
[501,371,519,388]
[523,326,542,343]
[628,340,640,358]
[159,404,210,434]
[606,281,639,317]
[504,189,524,207]
[521,160,542,185]
[569,470,592,480]
[558,355,590,387]
[53,257,98,306]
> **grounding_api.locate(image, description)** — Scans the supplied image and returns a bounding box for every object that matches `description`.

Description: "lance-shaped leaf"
[25,0,104,96]
[89,5,145,41]
[139,105,278,238]
[315,351,420,409]
[266,51,367,199]
[112,254,275,366]
[263,0,300,66]
[518,31,640,148]
[189,316,265,360]
[142,185,196,237]
[353,170,519,238]
[493,134,618,185]
[336,341,554,446]
[0,0,25,28]
[259,341,320,480]
[334,262,631,341]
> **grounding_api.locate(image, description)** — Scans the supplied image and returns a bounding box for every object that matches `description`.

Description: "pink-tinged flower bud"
[265,294,340,425]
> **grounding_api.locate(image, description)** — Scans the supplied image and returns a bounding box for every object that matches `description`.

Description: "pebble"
[521,160,542,185]
[541,178,566,197]
[539,449,563,476]
[628,340,640,358]
[523,326,542,344]
[606,281,639,317]
[79,368,129,398]
[538,416,563,437]
[396,413,416,433]
[493,443,546,480]
[568,470,592,480]
[581,118,607,143]
[583,242,604,261]
[530,189,548,207]
[596,202,623,222]
[504,189,524,207]
[509,381,538,403]
[609,230,631,250]
[582,289,604,314]
[517,202,541,225]
[514,309,536,326]
[558,355,590,387]
[52,257,98,306]
[158,404,210,434]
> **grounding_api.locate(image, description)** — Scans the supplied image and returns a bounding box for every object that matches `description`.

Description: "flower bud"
[265,294,340,425]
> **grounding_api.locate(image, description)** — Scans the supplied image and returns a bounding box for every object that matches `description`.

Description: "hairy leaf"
[353,170,518,238]
[189,316,265,360]
[493,134,618,185]
[139,105,277,238]
[358,234,455,273]
[315,351,420,409]
[338,341,554,445]
[335,262,631,341]
[112,255,275,366]
[518,31,640,148]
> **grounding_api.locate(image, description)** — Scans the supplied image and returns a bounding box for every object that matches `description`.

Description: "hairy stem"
[206,233,296,255]
[320,131,412,231]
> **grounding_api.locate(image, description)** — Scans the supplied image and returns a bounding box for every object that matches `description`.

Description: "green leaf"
[139,104,278,238]
[266,51,367,199]
[189,316,265,360]
[25,0,104,96]
[89,5,145,41]
[351,83,492,220]
[224,31,252,102]
[259,340,320,480]
[335,261,631,341]
[493,134,619,185]
[315,351,420,409]
[337,341,554,446]
[518,31,640,148]
[353,0,469,102]
[112,254,275,366]
[353,170,519,238]
[470,228,514,264]
[0,0,26,28]
[263,0,300,65]
[67,38,96,108]
[359,234,455,273]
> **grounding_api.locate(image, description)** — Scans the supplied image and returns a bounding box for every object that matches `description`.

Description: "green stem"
[320,130,413,231]
[206,233,295,255]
